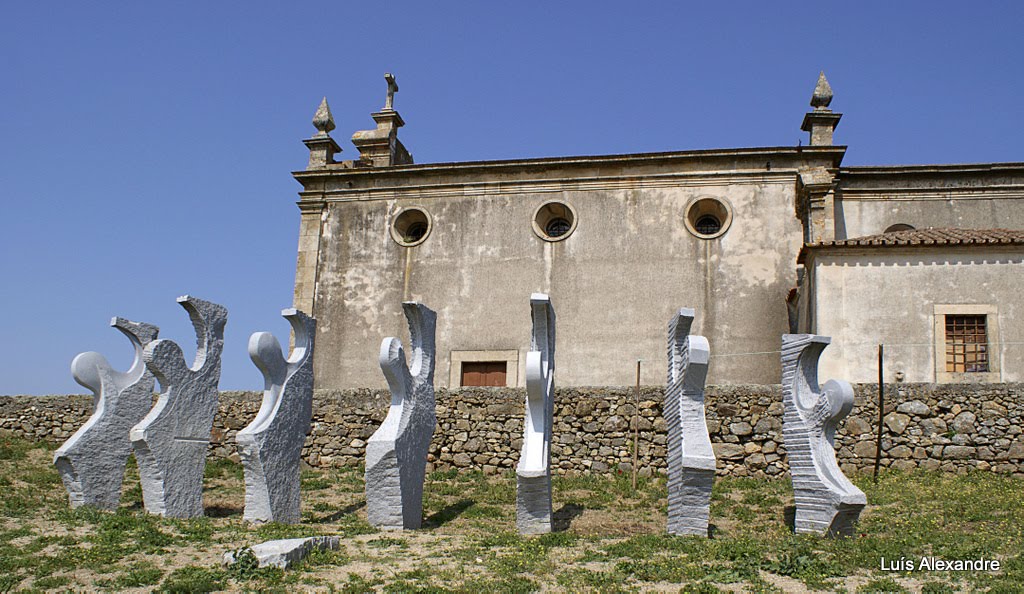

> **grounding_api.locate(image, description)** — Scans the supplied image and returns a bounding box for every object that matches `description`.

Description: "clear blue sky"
[2,2,1022,395]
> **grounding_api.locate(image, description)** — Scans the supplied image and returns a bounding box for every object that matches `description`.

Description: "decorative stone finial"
[312,97,335,136]
[384,73,398,111]
[811,71,833,110]
[801,72,841,146]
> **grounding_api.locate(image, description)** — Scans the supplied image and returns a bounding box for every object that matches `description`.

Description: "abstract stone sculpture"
[130,296,228,518]
[781,334,867,536]
[54,318,160,510]
[516,294,555,534]
[237,309,316,524]
[365,302,437,530]
[665,308,715,536]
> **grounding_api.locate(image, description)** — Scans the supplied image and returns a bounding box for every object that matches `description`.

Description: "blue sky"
[2,2,1022,395]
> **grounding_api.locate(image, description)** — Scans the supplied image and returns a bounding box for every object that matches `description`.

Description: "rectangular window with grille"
[945,315,989,373]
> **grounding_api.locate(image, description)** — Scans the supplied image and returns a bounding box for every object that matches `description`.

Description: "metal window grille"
[694,215,722,235]
[545,218,572,238]
[945,315,989,372]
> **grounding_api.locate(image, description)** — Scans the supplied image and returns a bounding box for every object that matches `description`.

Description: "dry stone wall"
[2,383,1023,478]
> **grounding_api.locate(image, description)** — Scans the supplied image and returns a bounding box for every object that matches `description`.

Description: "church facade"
[292,74,1024,389]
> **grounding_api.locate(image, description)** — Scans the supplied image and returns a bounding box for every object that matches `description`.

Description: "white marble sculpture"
[236,309,316,524]
[365,302,437,530]
[517,293,556,535]
[665,308,716,536]
[54,318,160,510]
[781,334,866,536]
[130,296,228,518]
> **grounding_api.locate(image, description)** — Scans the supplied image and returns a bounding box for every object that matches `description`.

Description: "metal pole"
[632,360,640,491]
[873,344,884,482]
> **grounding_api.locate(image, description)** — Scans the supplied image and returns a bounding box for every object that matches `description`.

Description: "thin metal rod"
[873,344,884,482]
[632,360,640,491]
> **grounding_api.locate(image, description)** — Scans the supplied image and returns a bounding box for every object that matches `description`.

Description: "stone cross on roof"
[384,73,398,111]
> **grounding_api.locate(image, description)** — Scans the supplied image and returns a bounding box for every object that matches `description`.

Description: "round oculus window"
[684,197,732,239]
[390,207,432,247]
[532,201,577,241]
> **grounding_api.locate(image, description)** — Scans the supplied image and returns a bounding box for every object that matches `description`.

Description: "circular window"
[390,207,432,247]
[532,201,577,241]
[684,197,732,239]
[884,223,915,233]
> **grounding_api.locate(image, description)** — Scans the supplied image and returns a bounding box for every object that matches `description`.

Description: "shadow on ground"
[315,500,366,523]
[424,499,474,528]
[553,503,585,532]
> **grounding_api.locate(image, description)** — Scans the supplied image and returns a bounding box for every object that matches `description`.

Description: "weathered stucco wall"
[4,383,1021,478]
[296,150,843,389]
[804,248,1024,384]
[834,164,1024,239]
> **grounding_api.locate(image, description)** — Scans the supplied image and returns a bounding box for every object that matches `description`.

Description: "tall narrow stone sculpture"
[365,302,437,530]
[517,293,555,535]
[236,309,316,524]
[54,318,160,510]
[130,296,228,518]
[781,334,866,536]
[665,308,716,536]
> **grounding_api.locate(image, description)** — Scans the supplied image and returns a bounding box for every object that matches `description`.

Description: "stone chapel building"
[291,73,1024,390]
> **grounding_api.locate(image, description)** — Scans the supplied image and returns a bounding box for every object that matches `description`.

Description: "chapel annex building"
[291,73,1024,390]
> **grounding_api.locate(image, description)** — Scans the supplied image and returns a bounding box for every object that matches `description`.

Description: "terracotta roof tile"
[798,228,1024,263]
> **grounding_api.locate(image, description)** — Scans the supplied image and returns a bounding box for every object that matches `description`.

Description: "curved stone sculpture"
[237,309,316,524]
[365,302,437,530]
[54,318,160,510]
[517,293,555,535]
[130,296,228,518]
[665,308,715,536]
[781,334,866,536]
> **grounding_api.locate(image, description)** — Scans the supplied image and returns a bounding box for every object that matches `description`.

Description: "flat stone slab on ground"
[223,536,340,569]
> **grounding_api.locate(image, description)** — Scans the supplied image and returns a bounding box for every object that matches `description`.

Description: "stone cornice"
[296,169,802,203]
[293,145,845,183]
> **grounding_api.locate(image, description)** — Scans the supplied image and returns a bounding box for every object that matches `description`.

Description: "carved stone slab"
[223,536,340,569]
[54,318,160,510]
[665,309,716,536]
[517,293,555,535]
[781,334,867,536]
[130,296,228,518]
[365,302,437,530]
[237,309,316,524]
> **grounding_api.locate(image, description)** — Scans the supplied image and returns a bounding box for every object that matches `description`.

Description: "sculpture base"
[667,467,713,537]
[795,501,865,537]
[516,472,552,535]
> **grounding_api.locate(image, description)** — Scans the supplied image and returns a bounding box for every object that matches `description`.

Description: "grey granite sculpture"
[517,293,555,535]
[665,308,716,536]
[365,302,437,530]
[130,296,228,518]
[781,334,866,536]
[54,318,160,510]
[237,309,316,524]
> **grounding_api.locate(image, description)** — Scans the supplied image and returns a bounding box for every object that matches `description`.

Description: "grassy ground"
[0,431,1021,593]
